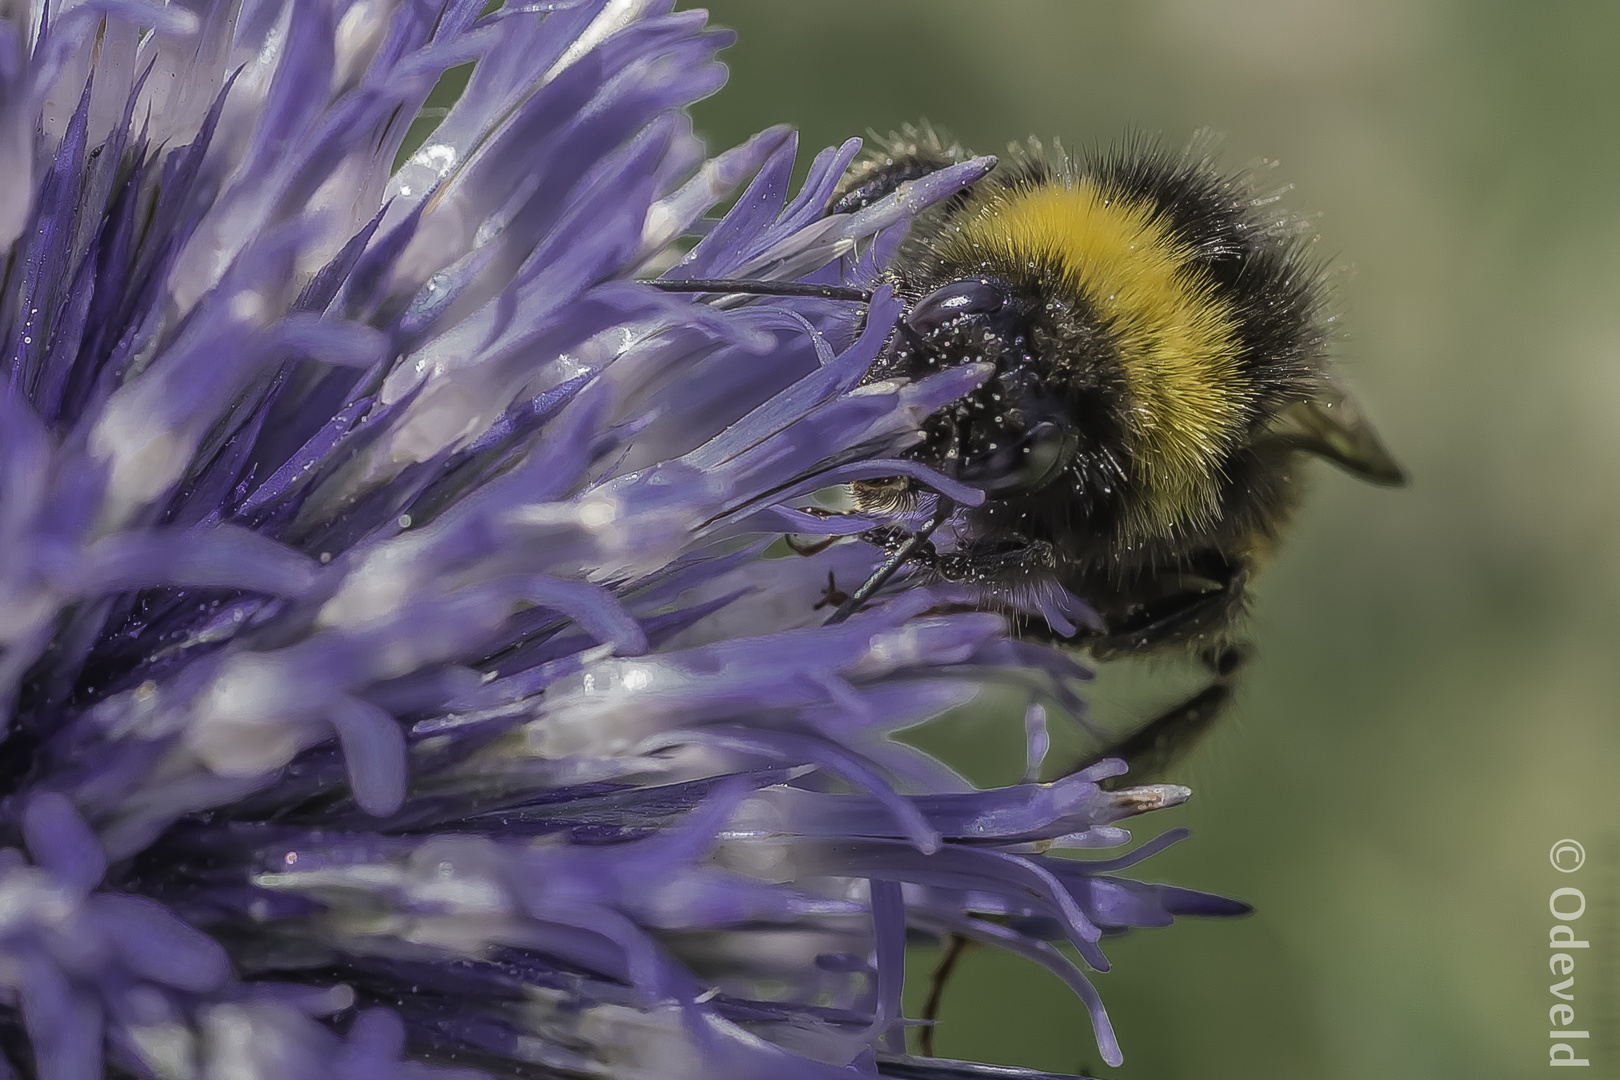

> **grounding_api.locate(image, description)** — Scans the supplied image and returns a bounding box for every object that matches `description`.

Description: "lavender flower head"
[0,2,1246,1077]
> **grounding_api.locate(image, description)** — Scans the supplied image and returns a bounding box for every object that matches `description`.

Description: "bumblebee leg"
[785,534,839,557]
[918,932,974,1058]
[824,498,954,624]
[782,505,852,558]
[1074,643,1251,784]
[1085,559,1249,660]
[812,571,849,610]
[933,537,1058,585]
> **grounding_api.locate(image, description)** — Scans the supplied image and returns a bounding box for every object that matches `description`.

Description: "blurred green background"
[687,3,1620,1078]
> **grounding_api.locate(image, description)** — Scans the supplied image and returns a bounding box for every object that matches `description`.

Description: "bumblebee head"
[877,275,1092,499]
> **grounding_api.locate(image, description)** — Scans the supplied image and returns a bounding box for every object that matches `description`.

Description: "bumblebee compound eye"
[904,277,1017,339]
[958,417,1081,496]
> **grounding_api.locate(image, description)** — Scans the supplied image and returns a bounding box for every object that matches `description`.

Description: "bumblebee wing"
[1265,377,1407,486]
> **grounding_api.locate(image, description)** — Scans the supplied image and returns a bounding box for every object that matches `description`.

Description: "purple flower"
[0,2,1244,1077]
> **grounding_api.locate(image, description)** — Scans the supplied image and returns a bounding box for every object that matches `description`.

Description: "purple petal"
[329,695,409,817]
[89,893,231,993]
[22,792,104,892]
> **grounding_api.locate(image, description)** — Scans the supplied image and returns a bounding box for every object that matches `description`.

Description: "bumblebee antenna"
[652,278,873,303]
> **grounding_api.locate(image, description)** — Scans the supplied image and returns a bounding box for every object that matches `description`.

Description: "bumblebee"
[827,127,1404,774]
[663,127,1404,778]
